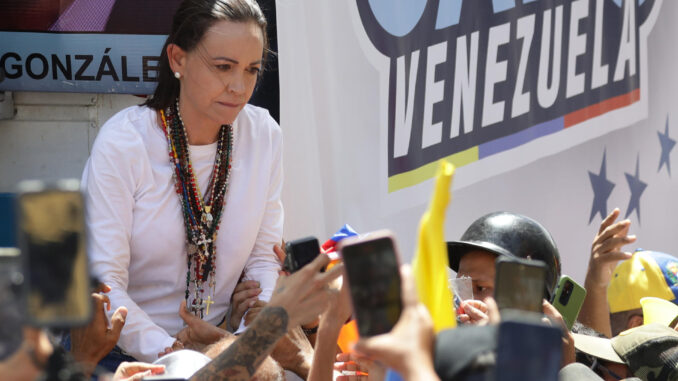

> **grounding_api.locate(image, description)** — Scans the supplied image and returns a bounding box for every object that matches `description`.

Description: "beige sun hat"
[571,333,625,364]
[640,297,678,328]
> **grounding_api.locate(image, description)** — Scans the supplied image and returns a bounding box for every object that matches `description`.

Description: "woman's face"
[173,20,264,127]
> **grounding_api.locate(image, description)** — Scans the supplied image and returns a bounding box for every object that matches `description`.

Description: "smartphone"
[494,320,561,381]
[283,236,321,273]
[339,230,402,337]
[0,247,23,360]
[551,275,586,330]
[16,180,92,327]
[494,257,546,313]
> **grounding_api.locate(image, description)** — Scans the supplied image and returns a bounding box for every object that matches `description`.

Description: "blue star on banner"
[625,155,648,224]
[589,151,615,224]
[658,116,675,176]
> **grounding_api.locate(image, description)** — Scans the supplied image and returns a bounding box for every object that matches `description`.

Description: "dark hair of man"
[609,308,643,337]
[143,0,268,110]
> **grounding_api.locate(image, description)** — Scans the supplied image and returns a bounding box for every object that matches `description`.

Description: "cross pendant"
[197,234,212,247]
[205,295,215,316]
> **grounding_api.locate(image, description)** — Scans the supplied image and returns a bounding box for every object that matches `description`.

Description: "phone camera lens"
[559,281,573,305]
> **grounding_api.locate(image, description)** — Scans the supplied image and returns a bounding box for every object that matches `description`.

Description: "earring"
[174,72,181,79]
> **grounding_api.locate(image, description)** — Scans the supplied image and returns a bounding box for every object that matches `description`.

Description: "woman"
[82,0,282,365]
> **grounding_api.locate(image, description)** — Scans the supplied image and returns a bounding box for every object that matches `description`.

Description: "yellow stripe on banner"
[388,146,478,193]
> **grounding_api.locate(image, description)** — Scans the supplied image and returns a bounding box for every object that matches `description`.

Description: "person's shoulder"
[97,105,153,134]
[92,105,157,155]
[237,104,281,137]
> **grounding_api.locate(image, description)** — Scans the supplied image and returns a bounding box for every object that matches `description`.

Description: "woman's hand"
[157,339,183,358]
[244,300,268,326]
[229,279,262,330]
[175,300,229,351]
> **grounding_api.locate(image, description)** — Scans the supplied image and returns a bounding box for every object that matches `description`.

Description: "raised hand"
[268,253,344,328]
[190,253,342,381]
[457,299,490,326]
[353,265,439,381]
[71,284,127,378]
[580,208,636,337]
[587,208,636,289]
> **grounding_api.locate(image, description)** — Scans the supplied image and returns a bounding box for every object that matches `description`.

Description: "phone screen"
[494,259,545,313]
[341,236,402,337]
[286,237,320,272]
[17,189,91,327]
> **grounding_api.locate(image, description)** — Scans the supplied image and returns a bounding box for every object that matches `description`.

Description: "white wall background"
[276,0,678,284]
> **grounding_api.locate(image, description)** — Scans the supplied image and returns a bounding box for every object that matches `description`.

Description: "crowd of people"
[2,0,678,380]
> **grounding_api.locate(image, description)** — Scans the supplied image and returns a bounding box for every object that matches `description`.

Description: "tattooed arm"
[190,253,344,381]
[190,306,288,381]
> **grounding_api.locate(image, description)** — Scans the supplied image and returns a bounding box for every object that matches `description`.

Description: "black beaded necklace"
[160,100,233,318]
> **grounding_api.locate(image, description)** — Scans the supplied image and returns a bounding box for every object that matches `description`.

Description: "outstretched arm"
[307,277,351,381]
[192,307,288,381]
[191,253,343,380]
[353,266,440,381]
[578,208,635,337]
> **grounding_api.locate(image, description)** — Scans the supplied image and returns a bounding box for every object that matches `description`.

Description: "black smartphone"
[339,230,402,337]
[283,236,321,273]
[0,247,23,360]
[494,320,561,381]
[494,257,546,313]
[16,180,92,327]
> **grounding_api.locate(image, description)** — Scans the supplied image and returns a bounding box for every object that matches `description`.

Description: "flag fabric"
[322,224,358,253]
[413,160,457,331]
[323,224,361,352]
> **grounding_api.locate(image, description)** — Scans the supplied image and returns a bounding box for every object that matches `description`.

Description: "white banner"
[277,0,678,282]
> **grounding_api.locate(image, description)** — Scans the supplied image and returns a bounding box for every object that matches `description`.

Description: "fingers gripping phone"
[16,180,92,327]
[551,275,587,330]
[494,257,546,313]
[283,236,321,273]
[339,230,403,337]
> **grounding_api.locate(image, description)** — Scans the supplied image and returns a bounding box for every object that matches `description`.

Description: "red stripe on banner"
[564,89,641,128]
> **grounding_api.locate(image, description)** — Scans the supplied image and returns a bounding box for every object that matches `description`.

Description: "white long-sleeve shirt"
[82,104,283,362]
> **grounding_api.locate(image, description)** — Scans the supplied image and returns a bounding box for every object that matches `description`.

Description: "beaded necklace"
[160,100,233,318]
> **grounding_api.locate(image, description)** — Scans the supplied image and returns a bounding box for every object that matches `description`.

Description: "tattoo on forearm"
[191,306,289,381]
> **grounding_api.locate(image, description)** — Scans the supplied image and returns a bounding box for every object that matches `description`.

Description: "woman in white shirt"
[82,0,282,366]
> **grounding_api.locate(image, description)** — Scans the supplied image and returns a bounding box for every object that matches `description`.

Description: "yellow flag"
[413,160,456,331]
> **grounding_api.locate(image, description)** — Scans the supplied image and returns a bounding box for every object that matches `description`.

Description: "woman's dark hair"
[144,0,268,110]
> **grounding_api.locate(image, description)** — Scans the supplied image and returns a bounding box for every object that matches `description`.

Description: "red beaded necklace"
[160,100,233,318]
